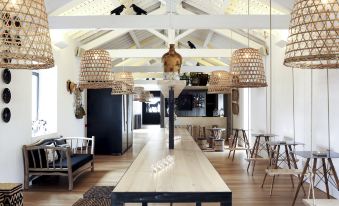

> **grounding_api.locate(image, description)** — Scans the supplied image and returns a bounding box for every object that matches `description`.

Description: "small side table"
[247,133,277,176]
[0,183,23,206]
[292,151,339,206]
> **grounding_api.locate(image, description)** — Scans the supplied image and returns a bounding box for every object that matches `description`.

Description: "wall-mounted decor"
[74,88,86,119]
[232,103,239,115]
[2,69,11,84]
[232,89,239,101]
[66,80,77,94]
[2,107,11,123]
[0,0,54,69]
[2,88,11,103]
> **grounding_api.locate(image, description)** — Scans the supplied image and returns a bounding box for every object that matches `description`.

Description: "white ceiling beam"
[46,0,89,15]
[108,49,232,58]
[114,65,229,73]
[213,29,264,49]
[168,29,176,44]
[129,31,141,48]
[147,29,169,42]
[81,29,130,50]
[48,15,290,29]
[203,31,214,48]
[174,29,196,42]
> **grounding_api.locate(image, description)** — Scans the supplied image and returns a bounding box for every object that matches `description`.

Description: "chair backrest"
[61,136,95,155]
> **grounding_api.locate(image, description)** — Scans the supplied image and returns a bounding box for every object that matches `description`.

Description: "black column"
[160,93,165,128]
[169,87,174,149]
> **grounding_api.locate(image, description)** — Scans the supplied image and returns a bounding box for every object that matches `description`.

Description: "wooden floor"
[24,127,329,206]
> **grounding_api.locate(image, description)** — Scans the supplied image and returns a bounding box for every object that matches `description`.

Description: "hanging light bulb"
[284,0,338,69]
[0,0,54,69]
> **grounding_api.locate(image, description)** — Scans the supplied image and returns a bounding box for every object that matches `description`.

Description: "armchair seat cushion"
[51,154,93,171]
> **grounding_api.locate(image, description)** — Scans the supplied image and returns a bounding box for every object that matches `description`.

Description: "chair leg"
[24,173,29,190]
[91,161,94,172]
[261,173,268,188]
[68,171,74,191]
[270,175,276,196]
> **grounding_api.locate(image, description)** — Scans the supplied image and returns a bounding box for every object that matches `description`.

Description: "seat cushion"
[51,154,93,171]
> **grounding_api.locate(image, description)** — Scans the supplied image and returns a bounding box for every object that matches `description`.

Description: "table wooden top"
[113,128,231,193]
[252,133,277,137]
[293,151,339,158]
[266,141,304,146]
[207,128,226,131]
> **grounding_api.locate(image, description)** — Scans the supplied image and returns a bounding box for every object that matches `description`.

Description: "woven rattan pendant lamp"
[230,0,267,88]
[284,0,339,69]
[133,87,144,101]
[111,72,134,95]
[0,0,54,69]
[207,70,234,94]
[79,49,114,89]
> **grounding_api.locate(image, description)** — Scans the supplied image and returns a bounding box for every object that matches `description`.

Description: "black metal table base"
[112,192,232,206]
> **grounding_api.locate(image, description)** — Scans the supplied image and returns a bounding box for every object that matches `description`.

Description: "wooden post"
[160,93,165,128]
[169,87,174,149]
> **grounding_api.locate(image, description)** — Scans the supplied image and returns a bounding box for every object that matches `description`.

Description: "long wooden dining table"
[112,128,232,206]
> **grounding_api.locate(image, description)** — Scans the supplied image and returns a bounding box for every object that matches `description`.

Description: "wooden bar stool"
[228,129,250,161]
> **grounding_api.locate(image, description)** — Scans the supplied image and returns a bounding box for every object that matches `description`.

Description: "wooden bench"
[112,128,232,206]
[23,136,95,190]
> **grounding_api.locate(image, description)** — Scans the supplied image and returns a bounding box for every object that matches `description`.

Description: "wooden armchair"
[23,136,95,191]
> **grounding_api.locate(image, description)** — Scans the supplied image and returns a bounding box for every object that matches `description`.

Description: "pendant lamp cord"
[310,70,313,152]
[327,69,330,153]
[247,0,250,47]
[269,0,272,133]
[292,68,296,146]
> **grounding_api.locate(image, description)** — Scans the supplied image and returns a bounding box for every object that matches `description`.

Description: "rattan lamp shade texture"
[111,71,134,95]
[133,87,144,101]
[0,0,54,69]
[284,0,339,69]
[79,49,114,89]
[231,48,268,88]
[111,81,133,95]
[208,70,233,94]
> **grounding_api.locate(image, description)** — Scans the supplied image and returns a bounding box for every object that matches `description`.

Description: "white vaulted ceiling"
[47,0,294,69]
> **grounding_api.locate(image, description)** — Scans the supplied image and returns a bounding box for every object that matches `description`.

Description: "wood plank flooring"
[24,128,329,206]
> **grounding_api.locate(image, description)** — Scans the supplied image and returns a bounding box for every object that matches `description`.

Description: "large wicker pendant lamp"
[284,0,338,69]
[79,49,114,89]
[133,87,144,101]
[0,0,54,69]
[208,70,234,94]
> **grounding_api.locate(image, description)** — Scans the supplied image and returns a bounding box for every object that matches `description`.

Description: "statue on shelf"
[162,44,182,80]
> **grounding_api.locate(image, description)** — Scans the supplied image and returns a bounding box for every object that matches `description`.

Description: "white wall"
[0,41,84,183]
[248,32,339,198]
[0,69,32,183]
[54,43,85,137]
